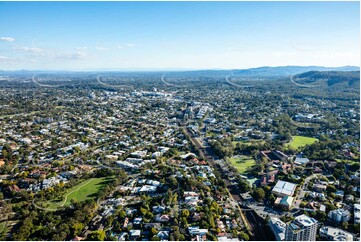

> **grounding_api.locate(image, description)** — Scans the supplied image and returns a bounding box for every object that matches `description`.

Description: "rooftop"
[272,180,297,197]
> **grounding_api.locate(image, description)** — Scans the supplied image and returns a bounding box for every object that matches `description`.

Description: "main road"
[181,126,253,235]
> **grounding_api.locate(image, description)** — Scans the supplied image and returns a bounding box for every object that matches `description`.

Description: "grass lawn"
[289,136,317,149]
[232,140,265,146]
[0,222,6,233]
[206,131,218,137]
[0,221,8,239]
[229,156,256,174]
[43,177,114,209]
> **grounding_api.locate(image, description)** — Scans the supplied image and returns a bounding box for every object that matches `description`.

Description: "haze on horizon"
[0,1,359,71]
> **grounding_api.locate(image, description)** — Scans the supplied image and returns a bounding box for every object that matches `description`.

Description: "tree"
[326,184,336,194]
[239,231,249,241]
[252,187,265,202]
[72,222,84,236]
[151,227,158,236]
[238,178,251,192]
[86,230,106,241]
[181,209,190,218]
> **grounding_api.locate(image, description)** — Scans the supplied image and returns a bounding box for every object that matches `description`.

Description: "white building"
[268,216,286,241]
[319,226,353,241]
[294,157,310,165]
[272,180,297,197]
[328,208,350,223]
[285,214,318,241]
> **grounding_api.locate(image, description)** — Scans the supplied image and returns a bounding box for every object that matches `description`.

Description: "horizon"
[0,64,360,73]
[0,1,360,70]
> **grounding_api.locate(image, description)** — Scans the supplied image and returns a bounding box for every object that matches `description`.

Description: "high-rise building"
[285,214,318,241]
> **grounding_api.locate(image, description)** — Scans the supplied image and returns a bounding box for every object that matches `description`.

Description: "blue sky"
[0,1,359,70]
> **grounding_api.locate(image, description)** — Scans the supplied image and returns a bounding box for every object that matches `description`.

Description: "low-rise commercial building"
[319,226,353,241]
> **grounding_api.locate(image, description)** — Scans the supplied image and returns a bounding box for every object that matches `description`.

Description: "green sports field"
[289,136,317,149]
[43,177,114,209]
[229,156,256,174]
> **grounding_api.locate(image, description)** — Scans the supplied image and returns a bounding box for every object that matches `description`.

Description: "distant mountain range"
[232,65,360,77]
[294,70,360,87]
[0,65,359,78]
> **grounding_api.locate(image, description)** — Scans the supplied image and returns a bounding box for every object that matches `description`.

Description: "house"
[139,185,157,193]
[157,231,170,240]
[118,232,128,241]
[156,214,170,222]
[133,217,142,226]
[8,184,21,193]
[335,190,344,199]
[129,230,141,240]
[71,236,85,241]
[188,226,208,236]
[345,194,354,203]
[152,205,165,214]
[143,223,161,230]
[260,172,276,186]
[313,184,327,193]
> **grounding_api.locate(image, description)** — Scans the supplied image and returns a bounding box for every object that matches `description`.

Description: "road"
[32,75,62,87]
[290,75,319,88]
[181,126,252,234]
[294,173,320,208]
[225,74,253,88]
[96,75,130,88]
[161,74,184,87]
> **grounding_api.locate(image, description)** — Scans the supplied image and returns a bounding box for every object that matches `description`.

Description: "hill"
[1,65,359,78]
[294,71,360,86]
[232,66,359,77]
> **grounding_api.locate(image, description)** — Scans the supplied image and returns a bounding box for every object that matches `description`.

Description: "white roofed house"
[129,230,141,240]
[188,226,208,241]
[130,150,147,158]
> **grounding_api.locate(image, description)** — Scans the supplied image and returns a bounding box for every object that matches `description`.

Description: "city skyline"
[0,1,359,70]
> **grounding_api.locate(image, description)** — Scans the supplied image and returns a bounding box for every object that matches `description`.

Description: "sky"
[0,1,359,70]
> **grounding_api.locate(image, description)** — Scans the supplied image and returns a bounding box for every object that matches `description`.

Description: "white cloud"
[11,45,88,64]
[126,43,135,47]
[77,46,88,50]
[12,46,46,54]
[95,46,109,51]
[118,46,123,49]
[0,37,15,42]
[0,55,19,64]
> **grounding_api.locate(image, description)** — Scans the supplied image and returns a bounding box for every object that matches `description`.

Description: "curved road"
[161,74,185,87]
[96,75,130,88]
[290,75,319,88]
[225,74,254,88]
[32,75,63,87]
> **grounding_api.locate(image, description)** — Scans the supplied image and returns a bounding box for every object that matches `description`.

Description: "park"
[40,177,114,210]
[288,135,318,149]
[229,155,256,174]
